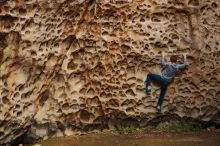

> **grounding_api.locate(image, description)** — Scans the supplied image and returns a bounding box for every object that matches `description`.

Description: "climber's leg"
[156,81,169,112]
[145,73,162,93]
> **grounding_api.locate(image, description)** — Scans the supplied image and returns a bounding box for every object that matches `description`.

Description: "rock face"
[0,0,220,144]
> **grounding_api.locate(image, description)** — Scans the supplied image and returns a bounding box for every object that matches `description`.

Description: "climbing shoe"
[145,88,151,94]
[145,86,151,94]
[156,105,162,113]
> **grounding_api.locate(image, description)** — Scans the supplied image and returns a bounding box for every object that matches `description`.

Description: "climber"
[145,52,188,113]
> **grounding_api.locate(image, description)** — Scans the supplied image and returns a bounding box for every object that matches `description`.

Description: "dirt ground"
[32,132,220,146]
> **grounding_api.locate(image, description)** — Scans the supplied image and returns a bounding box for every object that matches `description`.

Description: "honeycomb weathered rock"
[0,0,220,144]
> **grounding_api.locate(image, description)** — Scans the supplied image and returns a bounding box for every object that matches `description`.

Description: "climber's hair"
[170,55,178,63]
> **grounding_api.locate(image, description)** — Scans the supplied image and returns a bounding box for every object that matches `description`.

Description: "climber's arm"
[177,53,188,69]
[161,52,168,66]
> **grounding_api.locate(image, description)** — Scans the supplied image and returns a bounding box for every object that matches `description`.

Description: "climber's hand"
[183,53,188,59]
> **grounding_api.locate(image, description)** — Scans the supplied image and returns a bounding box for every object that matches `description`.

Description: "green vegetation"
[118,126,134,135]
[169,121,202,133]
[117,126,153,135]
[117,121,202,135]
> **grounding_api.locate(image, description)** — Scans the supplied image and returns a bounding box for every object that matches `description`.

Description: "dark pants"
[146,73,170,106]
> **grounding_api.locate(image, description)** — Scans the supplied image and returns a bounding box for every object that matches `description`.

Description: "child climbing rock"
[145,52,188,112]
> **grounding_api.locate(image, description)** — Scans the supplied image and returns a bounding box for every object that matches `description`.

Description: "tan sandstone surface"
[0,0,220,144]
